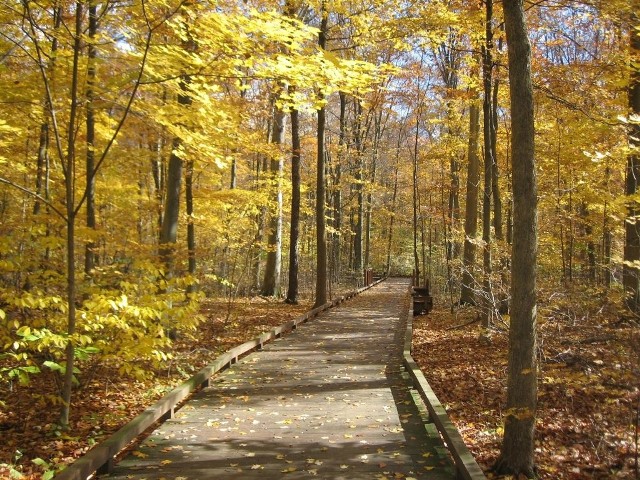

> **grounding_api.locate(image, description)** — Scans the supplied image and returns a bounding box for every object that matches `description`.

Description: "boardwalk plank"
[102,278,455,479]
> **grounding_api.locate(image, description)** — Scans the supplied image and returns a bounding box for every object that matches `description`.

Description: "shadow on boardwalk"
[103,278,454,479]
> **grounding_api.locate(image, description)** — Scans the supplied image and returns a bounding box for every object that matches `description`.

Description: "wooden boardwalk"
[102,278,455,479]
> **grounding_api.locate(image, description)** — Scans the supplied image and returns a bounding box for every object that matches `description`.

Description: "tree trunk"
[314,4,328,307]
[33,7,60,216]
[413,88,422,283]
[494,1,538,476]
[624,10,640,311]
[386,133,401,275]
[353,99,364,275]
[492,74,503,240]
[332,91,347,282]
[84,2,98,276]
[59,2,83,429]
[159,138,184,272]
[185,159,196,292]
[261,105,286,296]
[286,106,301,304]
[461,94,481,305]
[159,39,193,275]
[482,0,495,327]
[364,114,380,270]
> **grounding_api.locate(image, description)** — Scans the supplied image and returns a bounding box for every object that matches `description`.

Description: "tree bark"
[482,0,495,327]
[332,91,347,282]
[84,2,98,276]
[495,0,538,476]
[314,3,328,307]
[492,74,503,240]
[386,133,401,275]
[59,1,83,429]
[286,106,301,304]
[185,159,196,292]
[261,105,286,296]
[460,93,480,305]
[33,7,60,216]
[624,11,640,311]
[413,102,421,284]
[353,99,364,275]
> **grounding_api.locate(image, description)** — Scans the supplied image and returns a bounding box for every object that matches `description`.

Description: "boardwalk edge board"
[403,286,487,480]
[53,277,386,480]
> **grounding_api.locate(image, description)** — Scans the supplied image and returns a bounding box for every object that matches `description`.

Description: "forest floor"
[1,283,639,479]
[413,284,640,479]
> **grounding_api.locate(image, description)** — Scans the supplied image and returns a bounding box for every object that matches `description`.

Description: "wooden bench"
[412,283,433,315]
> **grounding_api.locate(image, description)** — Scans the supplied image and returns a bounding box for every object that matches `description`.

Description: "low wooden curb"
[54,277,386,480]
[402,286,486,480]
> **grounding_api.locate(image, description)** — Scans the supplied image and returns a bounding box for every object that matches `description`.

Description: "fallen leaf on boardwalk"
[340,464,349,469]
[244,452,256,457]
[160,460,172,465]
[250,464,263,470]
[132,451,148,458]
[281,466,297,473]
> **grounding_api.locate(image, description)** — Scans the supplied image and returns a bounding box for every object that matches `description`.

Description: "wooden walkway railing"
[402,285,486,480]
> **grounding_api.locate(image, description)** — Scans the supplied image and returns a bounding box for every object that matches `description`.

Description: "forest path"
[102,278,454,479]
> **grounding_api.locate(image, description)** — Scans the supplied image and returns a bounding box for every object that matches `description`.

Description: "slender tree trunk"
[495,1,538,475]
[33,7,60,216]
[482,0,495,327]
[364,125,379,270]
[581,202,596,282]
[461,94,481,305]
[60,2,83,429]
[353,99,364,275]
[261,105,286,296]
[386,134,401,275]
[84,2,98,276]
[603,162,612,288]
[624,10,640,311]
[159,137,184,272]
[332,92,347,282]
[413,97,422,283]
[492,74,503,240]
[185,159,196,291]
[160,36,193,274]
[286,106,301,304]
[314,3,328,307]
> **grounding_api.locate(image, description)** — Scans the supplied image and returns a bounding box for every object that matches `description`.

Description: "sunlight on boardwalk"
[102,278,454,479]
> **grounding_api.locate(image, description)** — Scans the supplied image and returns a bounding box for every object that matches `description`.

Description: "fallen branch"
[446,316,480,330]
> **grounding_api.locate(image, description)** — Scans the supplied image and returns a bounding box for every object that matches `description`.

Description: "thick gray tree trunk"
[495,0,538,476]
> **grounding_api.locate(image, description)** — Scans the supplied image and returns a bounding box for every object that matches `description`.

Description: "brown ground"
[1,283,638,479]
[412,285,639,479]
